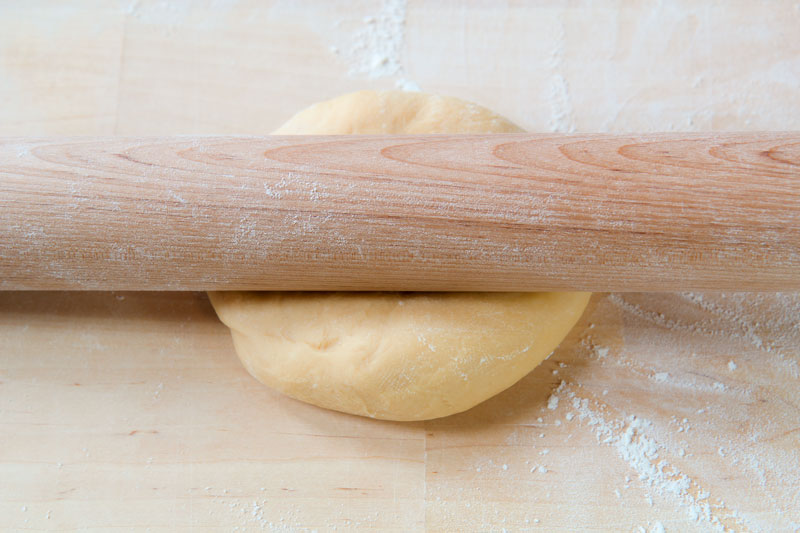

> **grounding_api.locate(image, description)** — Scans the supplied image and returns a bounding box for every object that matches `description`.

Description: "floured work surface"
[1,292,798,531]
[2,1,799,530]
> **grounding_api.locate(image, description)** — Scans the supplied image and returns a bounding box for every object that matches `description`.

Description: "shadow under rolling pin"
[1,132,798,291]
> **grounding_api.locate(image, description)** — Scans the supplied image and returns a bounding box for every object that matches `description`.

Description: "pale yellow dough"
[210,90,590,421]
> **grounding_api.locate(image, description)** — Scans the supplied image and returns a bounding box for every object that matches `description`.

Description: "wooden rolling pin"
[1,133,798,291]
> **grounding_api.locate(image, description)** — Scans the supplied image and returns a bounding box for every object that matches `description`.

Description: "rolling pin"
[1,132,798,291]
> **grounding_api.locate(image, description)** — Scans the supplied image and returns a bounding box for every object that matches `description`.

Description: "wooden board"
[3,292,798,532]
[1,1,799,531]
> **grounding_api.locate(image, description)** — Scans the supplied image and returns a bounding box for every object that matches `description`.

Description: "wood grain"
[3,291,798,531]
[2,2,800,531]
[2,133,799,291]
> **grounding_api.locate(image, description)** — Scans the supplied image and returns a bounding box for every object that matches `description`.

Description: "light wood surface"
[3,133,799,291]
[2,1,799,531]
[3,291,799,532]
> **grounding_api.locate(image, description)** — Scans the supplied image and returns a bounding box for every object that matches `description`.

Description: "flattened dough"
[210,91,590,421]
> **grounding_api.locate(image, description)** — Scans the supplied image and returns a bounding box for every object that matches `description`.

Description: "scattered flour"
[395,78,421,91]
[332,0,420,91]
[545,19,576,132]
[610,293,799,379]
[548,380,746,531]
[546,394,559,410]
[653,372,670,383]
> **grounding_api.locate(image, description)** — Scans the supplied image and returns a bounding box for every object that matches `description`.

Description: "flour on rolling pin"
[4,131,798,291]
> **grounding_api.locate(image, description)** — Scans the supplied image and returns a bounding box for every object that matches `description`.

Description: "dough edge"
[210,291,590,421]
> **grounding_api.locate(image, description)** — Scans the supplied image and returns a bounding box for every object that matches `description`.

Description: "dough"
[272,90,524,134]
[211,291,589,420]
[210,90,590,421]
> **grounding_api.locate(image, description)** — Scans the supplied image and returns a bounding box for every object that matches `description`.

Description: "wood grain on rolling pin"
[1,133,798,291]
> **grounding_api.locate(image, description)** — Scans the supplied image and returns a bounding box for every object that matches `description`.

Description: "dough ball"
[210,291,590,421]
[210,90,590,421]
[272,90,524,135]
